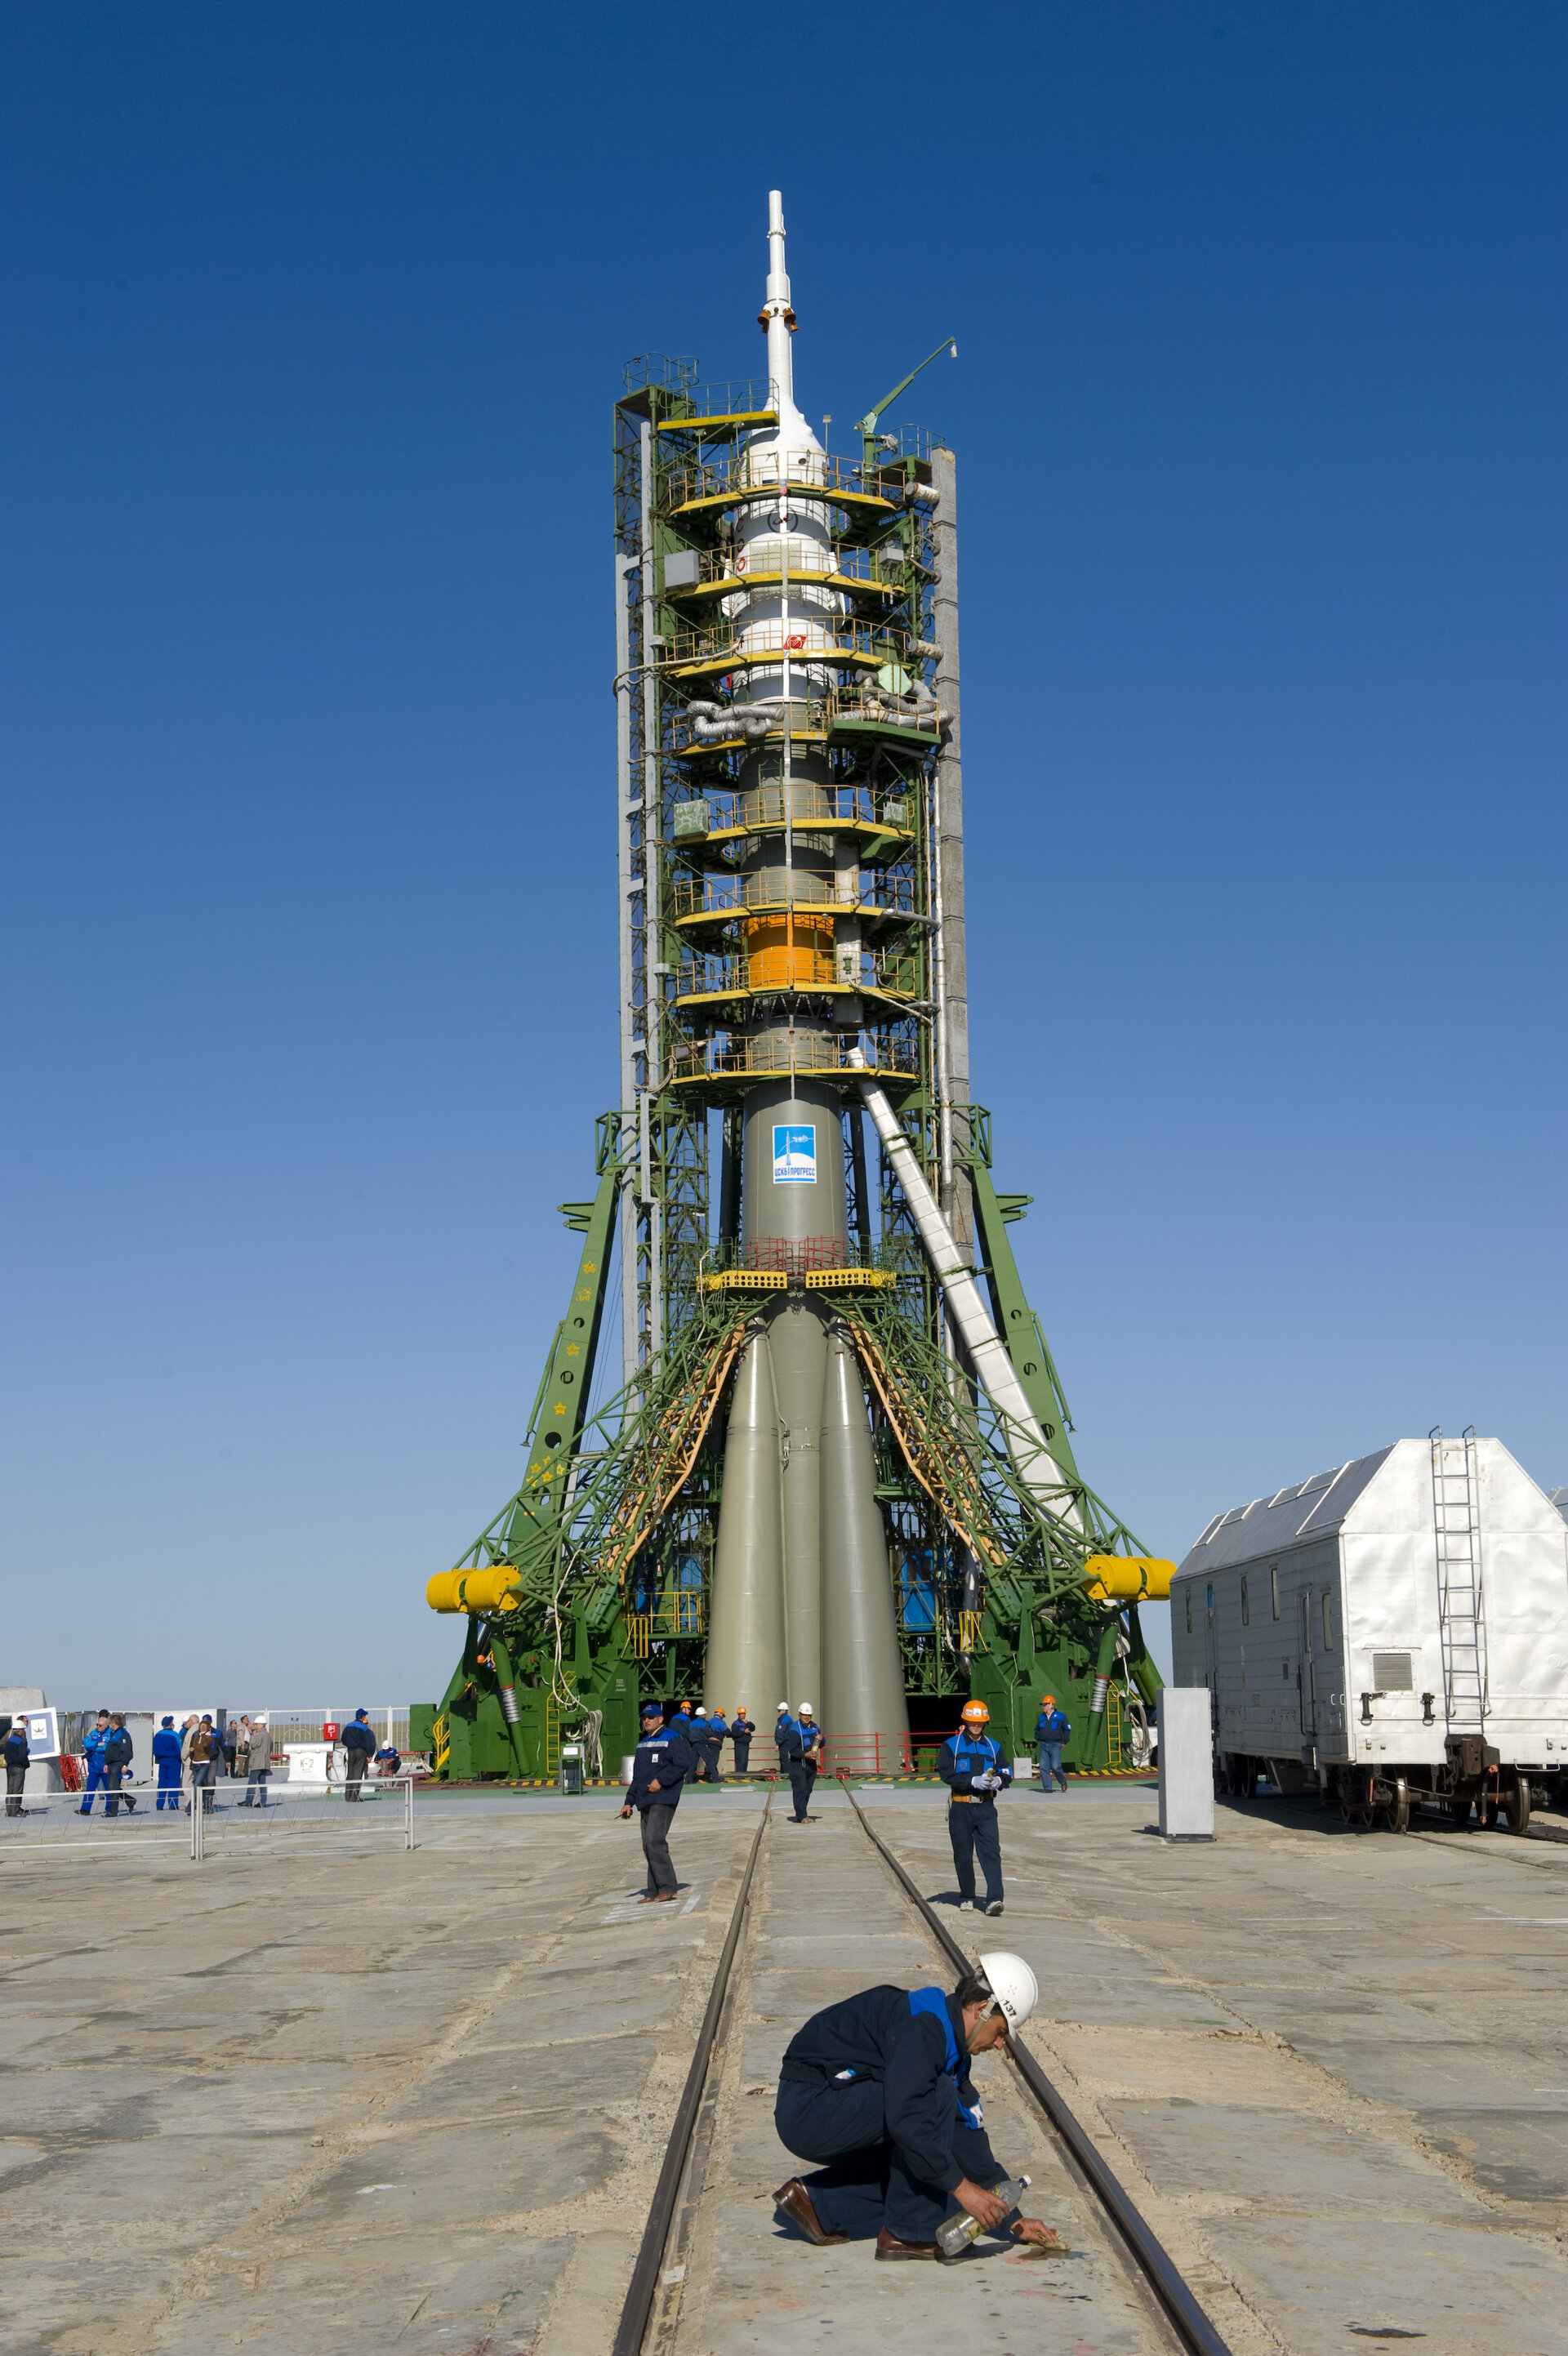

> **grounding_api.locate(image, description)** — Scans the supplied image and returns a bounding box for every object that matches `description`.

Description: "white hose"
[848,1054,1081,1525]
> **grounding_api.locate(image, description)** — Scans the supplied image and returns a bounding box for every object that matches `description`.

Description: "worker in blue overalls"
[730,1707,755,1774]
[938,1700,1012,1916]
[772,1952,1062,2258]
[773,1703,796,1780]
[619,1699,697,1902]
[152,1716,184,1809]
[704,1706,728,1782]
[3,1716,29,1816]
[1035,1693,1070,1794]
[78,1710,114,1814]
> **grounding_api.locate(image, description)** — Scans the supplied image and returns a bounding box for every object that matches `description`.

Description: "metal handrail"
[665,618,914,668]
[672,872,915,920]
[670,1033,920,1082]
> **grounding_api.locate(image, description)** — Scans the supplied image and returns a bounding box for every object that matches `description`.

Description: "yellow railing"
[664,452,898,510]
[666,618,912,670]
[678,948,920,1000]
[432,1712,450,1775]
[958,1610,988,1656]
[670,1033,920,1084]
[623,1594,707,1655]
[672,872,916,922]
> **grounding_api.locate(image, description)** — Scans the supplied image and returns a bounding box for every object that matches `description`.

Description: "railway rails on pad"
[614,1787,1232,2356]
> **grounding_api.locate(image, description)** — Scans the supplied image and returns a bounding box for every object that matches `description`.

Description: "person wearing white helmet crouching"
[773,1953,1064,2260]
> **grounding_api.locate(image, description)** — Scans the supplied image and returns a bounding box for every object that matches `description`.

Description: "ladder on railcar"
[1431,1426,1487,1729]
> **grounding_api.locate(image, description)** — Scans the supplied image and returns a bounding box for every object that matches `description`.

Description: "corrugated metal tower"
[416,195,1168,1784]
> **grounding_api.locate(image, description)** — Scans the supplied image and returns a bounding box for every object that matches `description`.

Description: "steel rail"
[843,1785,1234,2356]
[611,1794,772,2356]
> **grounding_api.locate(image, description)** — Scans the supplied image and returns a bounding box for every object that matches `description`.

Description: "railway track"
[612,1787,1234,2356]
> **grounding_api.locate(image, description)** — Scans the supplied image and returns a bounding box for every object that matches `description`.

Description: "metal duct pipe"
[847,1053,1081,1522]
[684,700,783,742]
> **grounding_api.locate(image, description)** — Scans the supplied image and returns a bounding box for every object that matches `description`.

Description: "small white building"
[1171,1435,1568,1832]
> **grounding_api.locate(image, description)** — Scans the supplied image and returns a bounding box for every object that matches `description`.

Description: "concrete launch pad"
[1,1784,1563,2354]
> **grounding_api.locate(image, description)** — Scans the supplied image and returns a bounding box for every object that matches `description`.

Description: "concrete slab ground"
[0,1793,767,2355]
[2,1779,1563,2355]
[860,1779,1568,2356]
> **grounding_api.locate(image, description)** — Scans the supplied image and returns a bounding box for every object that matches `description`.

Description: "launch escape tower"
[415,194,1169,1784]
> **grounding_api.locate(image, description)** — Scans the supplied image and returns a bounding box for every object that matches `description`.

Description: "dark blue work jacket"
[1036,1708,1070,1743]
[152,1729,183,1776]
[627,1725,695,1810]
[937,1730,1012,1802]
[779,1983,984,2192]
[2,1730,28,1770]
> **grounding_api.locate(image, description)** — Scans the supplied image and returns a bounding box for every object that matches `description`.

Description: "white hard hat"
[978,1951,1039,2031]
[797,1702,813,1715]
[777,1701,789,1711]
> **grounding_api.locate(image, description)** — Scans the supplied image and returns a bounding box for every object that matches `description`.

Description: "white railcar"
[1170,1436,1568,1833]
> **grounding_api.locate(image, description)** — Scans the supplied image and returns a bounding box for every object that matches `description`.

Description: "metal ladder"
[1430,1427,1486,1728]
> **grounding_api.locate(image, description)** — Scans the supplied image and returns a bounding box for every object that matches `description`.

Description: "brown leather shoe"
[773,2179,847,2247]
[875,2228,937,2260]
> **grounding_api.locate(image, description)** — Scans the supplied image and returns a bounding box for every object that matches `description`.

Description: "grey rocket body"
[703,1077,908,1755]
[697,198,908,1760]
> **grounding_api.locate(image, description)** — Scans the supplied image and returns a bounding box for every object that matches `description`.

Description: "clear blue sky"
[3,3,1562,1708]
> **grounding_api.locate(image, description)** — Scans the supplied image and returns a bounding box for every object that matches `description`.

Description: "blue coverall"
[1035,1706,1070,1793]
[78,1723,112,1814]
[153,1726,184,1808]
[938,1730,1012,1907]
[626,1721,696,1896]
[776,1716,818,1821]
[705,1713,728,1781]
[775,1982,1008,2244]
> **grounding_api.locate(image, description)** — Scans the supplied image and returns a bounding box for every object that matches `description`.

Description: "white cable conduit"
[847,1052,1083,1527]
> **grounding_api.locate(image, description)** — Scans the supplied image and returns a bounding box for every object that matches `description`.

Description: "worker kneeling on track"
[773,1953,1061,2260]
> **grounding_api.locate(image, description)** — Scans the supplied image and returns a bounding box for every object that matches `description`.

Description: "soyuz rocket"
[698,195,910,1749]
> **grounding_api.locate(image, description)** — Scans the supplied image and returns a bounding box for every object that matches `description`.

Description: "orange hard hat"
[1042,1694,1055,1706]
[960,1699,990,1725]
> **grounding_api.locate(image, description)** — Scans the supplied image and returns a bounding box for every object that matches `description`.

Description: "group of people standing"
[90,1711,275,1814]
[657,1702,757,1782]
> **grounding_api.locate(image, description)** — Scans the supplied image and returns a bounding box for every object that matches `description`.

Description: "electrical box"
[663,550,701,589]
[1157,1687,1214,1842]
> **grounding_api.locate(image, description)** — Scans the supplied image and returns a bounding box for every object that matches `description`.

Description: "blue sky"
[3,2,1562,1707]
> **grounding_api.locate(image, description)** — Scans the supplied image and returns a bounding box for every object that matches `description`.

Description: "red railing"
[743,1236,851,1274]
[819,1730,962,1776]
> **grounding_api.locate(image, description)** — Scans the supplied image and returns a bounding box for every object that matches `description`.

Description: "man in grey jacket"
[238,1717,272,1806]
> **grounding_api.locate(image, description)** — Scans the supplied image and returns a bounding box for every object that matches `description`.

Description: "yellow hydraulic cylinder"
[426,1565,523,1614]
[1082,1555,1175,1602]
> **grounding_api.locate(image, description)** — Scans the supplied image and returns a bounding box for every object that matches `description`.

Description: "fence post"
[190,1784,203,1864]
[404,1775,415,1852]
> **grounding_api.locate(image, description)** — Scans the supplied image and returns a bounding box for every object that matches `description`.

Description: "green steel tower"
[414,194,1168,1786]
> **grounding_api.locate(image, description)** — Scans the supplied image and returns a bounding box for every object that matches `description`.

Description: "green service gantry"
[412,348,1168,1784]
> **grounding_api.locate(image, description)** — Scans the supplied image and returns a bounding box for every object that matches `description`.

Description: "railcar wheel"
[1376,1776,1410,1834]
[1503,1776,1531,1836]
